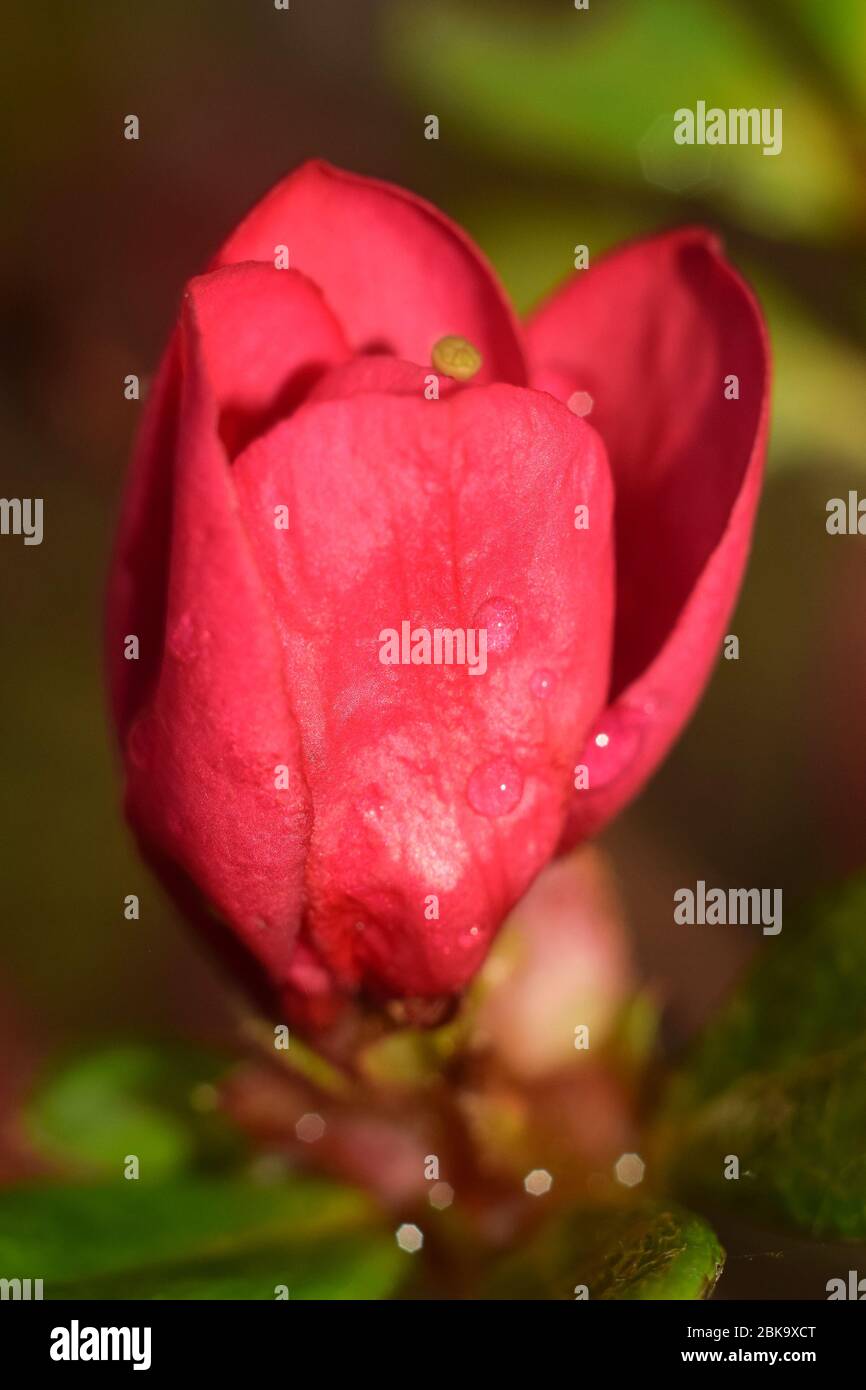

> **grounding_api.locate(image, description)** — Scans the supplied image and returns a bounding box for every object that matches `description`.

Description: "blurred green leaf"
[386,0,863,238]
[758,276,866,476]
[0,1178,404,1300]
[459,194,643,317]
[482,1201,724,1300]
[659,877,866,1237]
[663,1040,866,1240]
[778,0,866,118]
[607,991,663,1075]
[25,1044,238,1179]
[360,1016,467,1090]
[667,878,866,1100]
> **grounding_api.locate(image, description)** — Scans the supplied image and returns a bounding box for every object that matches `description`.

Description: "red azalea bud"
[107,162,769,1024]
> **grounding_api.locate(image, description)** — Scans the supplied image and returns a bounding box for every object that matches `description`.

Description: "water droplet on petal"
[567,390,594,418]
[473,597,518,654]
[358,794,386,821]
[579,707,645,789]
[530,668,556,699]
[467,758,523,817]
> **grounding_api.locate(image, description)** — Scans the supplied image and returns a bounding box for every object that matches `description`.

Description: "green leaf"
[25,1045,238,1179]
[776,0,866,119]
[663,1040,866,1240]
[457,195,645,318]
[668,879,866,1104]
[482,1202,724,1300]
[742,266,866,477]
[659,877,866,1237]
[0,1178,405,1300]
[385,0,862,239]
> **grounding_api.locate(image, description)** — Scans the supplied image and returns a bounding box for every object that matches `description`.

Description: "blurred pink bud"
[474,847,633,1080]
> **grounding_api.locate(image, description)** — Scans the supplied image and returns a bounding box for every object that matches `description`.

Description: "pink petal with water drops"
[527,227,770,842]
[232,383,614,998]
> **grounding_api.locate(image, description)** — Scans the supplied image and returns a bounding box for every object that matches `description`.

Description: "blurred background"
[1,0,865,1278]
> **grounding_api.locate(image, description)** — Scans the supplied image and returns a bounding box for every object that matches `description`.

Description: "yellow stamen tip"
[431,334,483,381]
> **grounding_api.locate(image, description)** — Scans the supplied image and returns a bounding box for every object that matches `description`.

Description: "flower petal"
[214,160,527,385]
[527,228,770,840]
[107,261,350,737]
[110,280,313,976]
[232,384,614,998]
[306,356,459,404]
[190,261,351,457]
[107,340,181,741]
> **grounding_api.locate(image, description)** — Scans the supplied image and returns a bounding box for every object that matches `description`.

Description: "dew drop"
[567,390,594,418]
[579,707,645,789]
[467,758,524,817]
[358,793,386,821]
[530,668,556,699]
[473,597,518,654]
